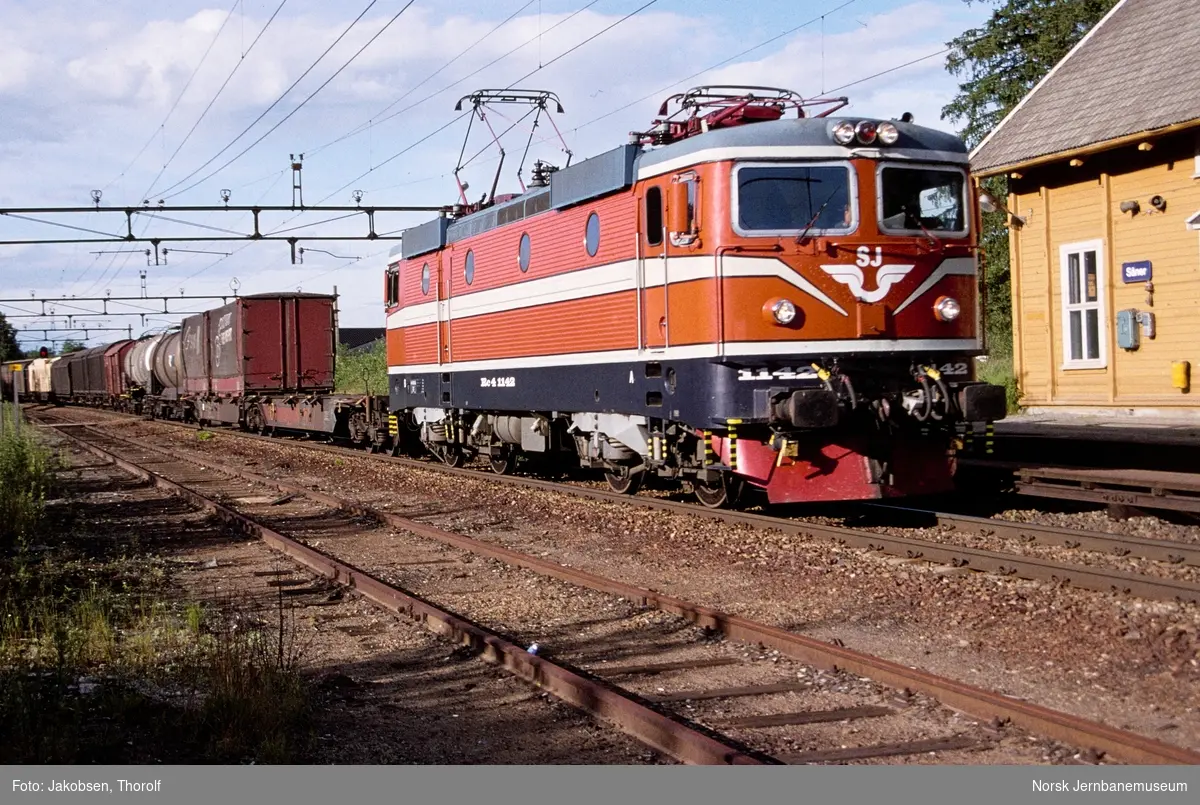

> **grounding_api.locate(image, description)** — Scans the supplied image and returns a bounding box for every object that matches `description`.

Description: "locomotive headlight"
[933,295,961,322]
[855,120,878,145]
[831,121,856,145]
[877,122,900,145]
[771,298,797,325]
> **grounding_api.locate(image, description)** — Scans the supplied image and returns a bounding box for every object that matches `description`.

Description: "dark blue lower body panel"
[388,352,979,429]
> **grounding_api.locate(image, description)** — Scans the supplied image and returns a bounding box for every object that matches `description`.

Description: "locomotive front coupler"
[768,387,840,430]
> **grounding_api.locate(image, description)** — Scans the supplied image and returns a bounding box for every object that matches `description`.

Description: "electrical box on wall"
[1136,310,1155,339]
[1116,309,1139,350]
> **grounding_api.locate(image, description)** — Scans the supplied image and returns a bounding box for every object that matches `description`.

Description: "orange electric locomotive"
[384,86,1007,507]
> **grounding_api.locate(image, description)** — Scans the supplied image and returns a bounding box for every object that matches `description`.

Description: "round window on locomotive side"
[421,263,430,295]
[585,212,600,257]
[464,250,475,286]
[519,232,531,272]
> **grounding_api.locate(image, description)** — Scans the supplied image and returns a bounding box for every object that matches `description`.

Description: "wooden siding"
[1007,131,1200,407]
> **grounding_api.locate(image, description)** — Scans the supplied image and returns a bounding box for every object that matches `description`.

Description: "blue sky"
[0,0,992,348]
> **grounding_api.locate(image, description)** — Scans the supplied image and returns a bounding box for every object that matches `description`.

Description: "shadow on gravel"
[0,462,664,765]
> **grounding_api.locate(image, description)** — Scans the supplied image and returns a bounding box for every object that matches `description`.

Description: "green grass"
[0,422,315,763]
[0,555,315,763]
[335,339,386,396]
[0,407,57,549]
[977,354,1021,415]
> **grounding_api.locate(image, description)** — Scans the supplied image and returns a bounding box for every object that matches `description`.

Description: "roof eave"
[971,118,1200,178]
[968,0,1132,163]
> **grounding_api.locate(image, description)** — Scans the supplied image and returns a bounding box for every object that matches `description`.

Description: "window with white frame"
[1060,240,1106,369]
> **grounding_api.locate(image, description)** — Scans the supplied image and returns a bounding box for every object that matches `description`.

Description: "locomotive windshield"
[733,163,854,235]
[878,165,967,234]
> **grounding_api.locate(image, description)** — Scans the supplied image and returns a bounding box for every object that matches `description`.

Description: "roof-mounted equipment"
[451,89,572,215]
[630,85,849,145]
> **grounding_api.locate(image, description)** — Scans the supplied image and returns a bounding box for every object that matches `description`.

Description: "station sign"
[1121,260,1152,283]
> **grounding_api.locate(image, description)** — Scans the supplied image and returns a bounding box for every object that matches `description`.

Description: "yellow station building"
[970,0,1200,415]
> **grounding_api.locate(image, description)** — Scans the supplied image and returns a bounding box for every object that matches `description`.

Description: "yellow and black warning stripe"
[726,418,741,471]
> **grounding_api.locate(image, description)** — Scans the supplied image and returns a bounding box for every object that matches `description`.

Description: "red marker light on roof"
[855,120,878,145]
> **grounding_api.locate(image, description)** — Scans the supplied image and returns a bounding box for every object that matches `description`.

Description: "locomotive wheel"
[441,449,466,468]
[605,469,643,495]
[489,448,516,475]
[694,474,744,509]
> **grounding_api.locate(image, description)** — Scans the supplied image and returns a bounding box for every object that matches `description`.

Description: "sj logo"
[820,247,915,303]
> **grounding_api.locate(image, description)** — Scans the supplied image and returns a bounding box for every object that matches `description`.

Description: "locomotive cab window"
[732,163,854,236]
[385,267,400,307]
[878,165,967,235]
[645,186,663,246]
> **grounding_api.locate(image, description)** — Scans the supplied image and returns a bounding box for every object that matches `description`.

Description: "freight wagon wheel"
[605,469,643,495]
[694,474,744,509]
[440,448,466,468]
[489,447,516,475]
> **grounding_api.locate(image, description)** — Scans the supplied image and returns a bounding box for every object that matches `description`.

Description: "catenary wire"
[98,0,242,197]
[308,0,539,156]
[159,0,419,202]
[148,0,384,201]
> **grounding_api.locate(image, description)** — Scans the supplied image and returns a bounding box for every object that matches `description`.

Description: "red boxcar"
[103,340,135,400]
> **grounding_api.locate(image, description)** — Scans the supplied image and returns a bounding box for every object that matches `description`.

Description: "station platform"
[992,409,1200,448]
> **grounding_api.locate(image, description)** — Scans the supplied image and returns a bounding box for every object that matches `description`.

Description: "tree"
[942,0,1118,358]
[0,314,21,361]
[60,340,86,354]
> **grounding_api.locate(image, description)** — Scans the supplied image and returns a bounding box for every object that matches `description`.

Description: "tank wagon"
[383,85,1009,506]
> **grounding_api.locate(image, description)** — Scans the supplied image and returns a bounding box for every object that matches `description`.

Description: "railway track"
[959,457,1200,516]
[857,504,1200,567]
[32,411,1200,765]
[40,406,1200,606]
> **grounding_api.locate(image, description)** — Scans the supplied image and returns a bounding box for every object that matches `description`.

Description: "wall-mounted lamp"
[979,192,1026,228]
[1149,195,1167,212]
[1069,158,1086,167]
[1119,200,1140,215]
[1138,142,1154,152]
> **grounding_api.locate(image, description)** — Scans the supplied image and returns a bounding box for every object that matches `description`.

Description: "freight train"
[25,293,393,450]
[384,86,1008,507]
[19,86,1007,509]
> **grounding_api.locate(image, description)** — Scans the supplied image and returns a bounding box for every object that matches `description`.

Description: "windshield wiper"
[903,205,943,251]
[795,187,842,243]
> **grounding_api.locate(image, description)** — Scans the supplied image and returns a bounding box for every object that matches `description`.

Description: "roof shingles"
[970,0,1200,174]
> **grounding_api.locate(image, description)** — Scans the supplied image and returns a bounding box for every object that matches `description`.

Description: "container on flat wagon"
[180,313,211,395]
[206,293,337,395]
